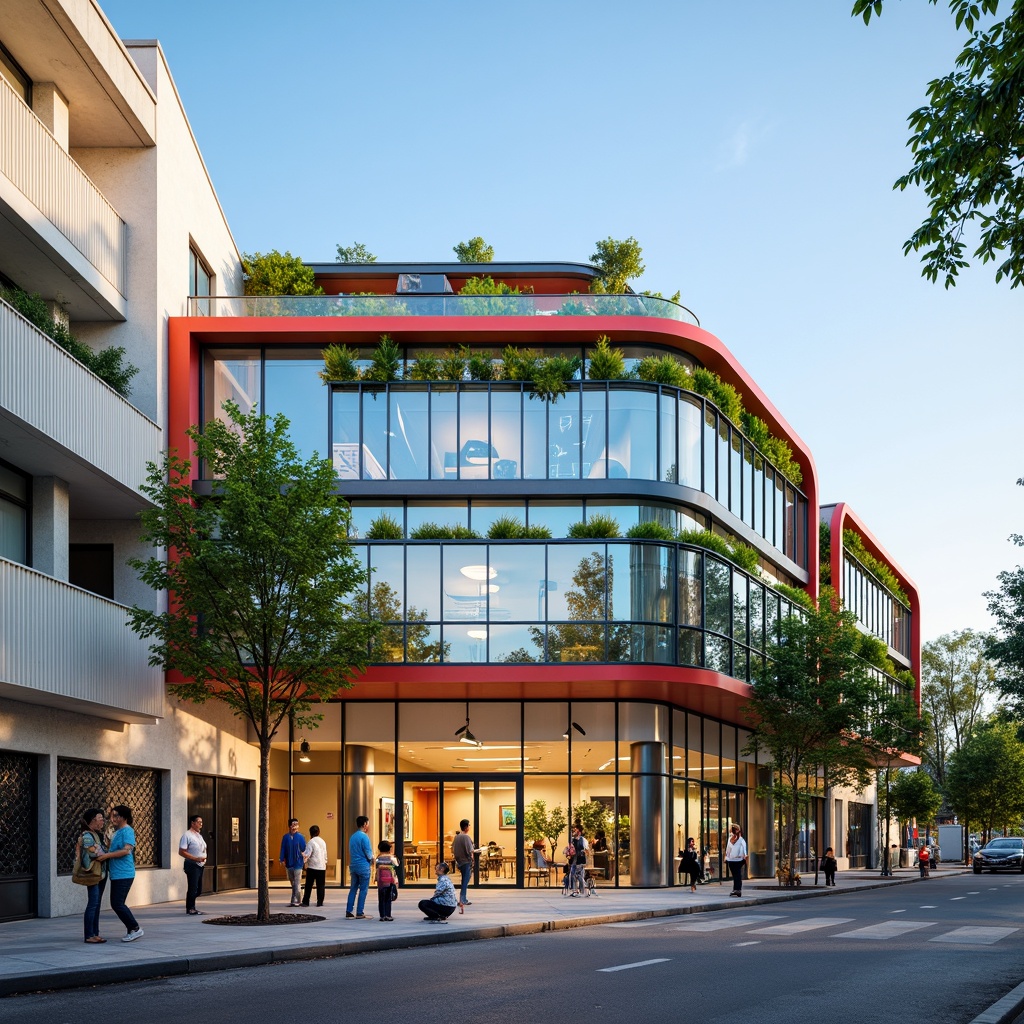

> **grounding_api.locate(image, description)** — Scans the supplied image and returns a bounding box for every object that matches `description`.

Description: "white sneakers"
[121,928,144,942]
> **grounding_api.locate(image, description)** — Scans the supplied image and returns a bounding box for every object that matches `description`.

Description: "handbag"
[389,882,398,901]
[72,850,103,886]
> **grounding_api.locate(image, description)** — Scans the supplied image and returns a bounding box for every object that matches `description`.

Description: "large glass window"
[189,246,213,315]
[607,387,656,480]
[389,387,429,479]
[264,350,324,463]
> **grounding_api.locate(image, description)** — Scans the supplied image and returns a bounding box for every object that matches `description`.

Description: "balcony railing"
[189,292,701,325]
[0,76,127,296]
[0,559,163,722]
[0,298,160,497]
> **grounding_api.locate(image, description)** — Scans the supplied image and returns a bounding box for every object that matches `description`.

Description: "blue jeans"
[83,877,106,939]
[458,862,471,904]
[109,877,139,934]
[347,871,370,915]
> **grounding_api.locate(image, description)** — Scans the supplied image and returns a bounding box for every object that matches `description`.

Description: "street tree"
[589,236,645,292]
[921,629,998,784]
[523,799,568,858]
[743,588,879,885]
[944,720,1024,841]
[128,404,374,922]
[335,241,377,263]
[871,685,925,872]
[888,769,944,849]
[453,236,494,262]
[985,477,1024,711]
[853,0,1024,288]
[242,250,323,295]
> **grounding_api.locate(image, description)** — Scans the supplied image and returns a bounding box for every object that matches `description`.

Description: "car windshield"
[985,839,1023,850]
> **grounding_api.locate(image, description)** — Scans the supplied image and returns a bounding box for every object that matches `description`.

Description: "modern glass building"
[170,262,921,890]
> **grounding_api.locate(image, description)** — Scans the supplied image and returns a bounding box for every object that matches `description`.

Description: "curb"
[0,875,932,997]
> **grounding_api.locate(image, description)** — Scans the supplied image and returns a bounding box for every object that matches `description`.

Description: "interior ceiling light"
[458,756,533,762]
[562,721,587,739]
[453,701,481,747]
[298,739,311,763]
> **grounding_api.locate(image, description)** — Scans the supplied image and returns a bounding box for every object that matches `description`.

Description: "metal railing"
[190,292,701,325]
[0,76,127,296]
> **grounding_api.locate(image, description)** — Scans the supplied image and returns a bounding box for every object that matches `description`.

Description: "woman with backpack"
[374,840,400,921]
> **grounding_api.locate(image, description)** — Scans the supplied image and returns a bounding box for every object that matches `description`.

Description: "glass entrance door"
[701,785,746,883]
[397,775,522,887]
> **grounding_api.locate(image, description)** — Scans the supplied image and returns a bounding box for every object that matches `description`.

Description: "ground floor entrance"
[396,775,524,887]
[187,774,250,892]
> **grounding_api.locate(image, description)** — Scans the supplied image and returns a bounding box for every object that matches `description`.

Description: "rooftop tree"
[128,404,374,922]
[242,250,323,295]
[589,236,645,292]
[453,236,495,262]
[335,241,377,263]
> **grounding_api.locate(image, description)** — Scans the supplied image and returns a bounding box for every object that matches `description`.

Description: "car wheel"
[974,866,982,874]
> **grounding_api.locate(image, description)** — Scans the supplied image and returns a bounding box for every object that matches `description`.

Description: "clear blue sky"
[102,0,1022,643]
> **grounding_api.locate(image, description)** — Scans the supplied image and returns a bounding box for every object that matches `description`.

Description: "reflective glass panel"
[678,549,703,627]
[580,386,607,480]
[523,392,547,480]
[204,350,260,425]
[732,570,748,645]
[470,501,526,537]
[548,544,606,620]
[608,387,657,480]
[264,351,324,463]
[489,544,546,622]
[442,544,489,622]
[361,387,389,480]
[529,502,581,539]
[678,396,702,489]
[489,624,542,664]
[368,546,404,619]
[490,387,522,480]
[332,389,360,479]
[458,387,490,480]
[389,387,429,479]
[406,545,440,620]
[431,388,458,480]
[660,390,677,483]
[346,702,395,773]
[704,408,717,499]
[549,389,581,480]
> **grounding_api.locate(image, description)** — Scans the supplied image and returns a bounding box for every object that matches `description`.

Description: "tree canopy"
[242,250,323,295]
[589,236,645,293]
[853,0,1024,287]
[888,769,943,832]
[944,720,1024,838]
[985,475,1024,713]
[920,629,998,784]
[128,404,374,920]
[453,236,495,262]
[335,241,377,263]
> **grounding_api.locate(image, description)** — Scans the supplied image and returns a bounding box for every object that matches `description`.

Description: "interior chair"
[526,848,551,887]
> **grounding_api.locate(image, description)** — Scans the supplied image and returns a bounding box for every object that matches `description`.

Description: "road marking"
[834,921,935,939]
[733,941,761,946]
[920,905,937,909]
[597,958,672,972]
[951,897,966,901]
[749,918,855,935]
[674,914,785,932]
[889,909,906,914]
[968,891,980,894]
[604,919,677,929]
[930,926,1018,945]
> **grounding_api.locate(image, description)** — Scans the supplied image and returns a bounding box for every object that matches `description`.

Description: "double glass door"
[701,785,745,883]
[396,775,523,887]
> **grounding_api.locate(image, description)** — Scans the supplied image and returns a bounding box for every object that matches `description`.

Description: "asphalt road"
[3,872,1023,1024]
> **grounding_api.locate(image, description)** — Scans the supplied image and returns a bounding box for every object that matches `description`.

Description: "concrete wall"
[0,693,261,918]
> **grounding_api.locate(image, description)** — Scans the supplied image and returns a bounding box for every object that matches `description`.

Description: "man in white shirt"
[178,815,208,915]
[301,824,328,908]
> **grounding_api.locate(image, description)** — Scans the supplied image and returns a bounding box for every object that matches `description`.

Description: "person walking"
[452,818,477,910]
[346,815,374,919]
[820,846,838,887]
[374,840,401,921]
[918,841,930,878]
[77,808,108,943]
[178,814,207,915]
[279,818,306,907]
[680,837,701,892]
[725,823,748,898]
[300,824,328,907]
[569,824,588,896]
[99,805,143,941]
[418,861,458,923]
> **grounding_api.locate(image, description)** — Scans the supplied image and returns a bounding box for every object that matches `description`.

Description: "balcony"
[0,559,162,723]
[0,298,160,517]
[0,75,128,319]
[189,292,701,325]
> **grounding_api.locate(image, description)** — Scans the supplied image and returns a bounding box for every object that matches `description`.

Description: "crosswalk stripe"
[674,914,785,932]
[598,958,672,972]
[749,917,855,935]
[929,926,1018,945]
[834,921,935,939]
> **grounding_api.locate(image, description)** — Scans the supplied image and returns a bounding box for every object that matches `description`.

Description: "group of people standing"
[677,825,749,895]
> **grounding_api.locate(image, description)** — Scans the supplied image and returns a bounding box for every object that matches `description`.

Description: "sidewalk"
[0,865,953,996]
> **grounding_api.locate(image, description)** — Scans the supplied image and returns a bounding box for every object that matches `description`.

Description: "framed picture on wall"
[499,805,516,830]
[380,797,396,843]
[403,801,413,842]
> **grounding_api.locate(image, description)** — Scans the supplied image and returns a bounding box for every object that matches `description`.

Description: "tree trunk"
[257,737,271,922]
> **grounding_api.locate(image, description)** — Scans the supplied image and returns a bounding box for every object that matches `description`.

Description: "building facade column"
[31,476,69,580]
[629,741,670,886]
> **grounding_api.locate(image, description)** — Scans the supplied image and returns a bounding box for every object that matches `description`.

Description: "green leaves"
[242,250,323,295]
[589,236,645,293]
[856,0,1024,287]
[453,237,495,262]
[335,241,377,263]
